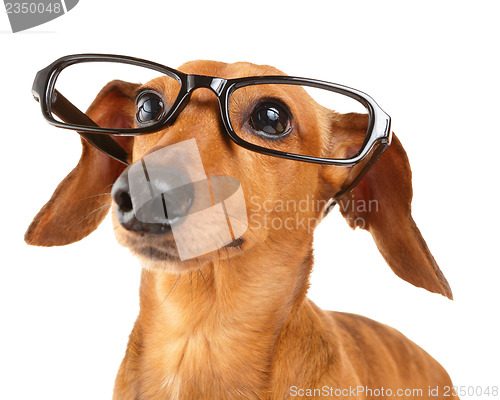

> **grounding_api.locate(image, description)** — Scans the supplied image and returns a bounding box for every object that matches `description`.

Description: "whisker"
[157,273,181,308]
[78,192,111,202]
[264,235,279,248]
[223,244,231,268]
[215,245,222,277]
[198,268,208,290]
[72,204,111,228]
[190,272,194,313]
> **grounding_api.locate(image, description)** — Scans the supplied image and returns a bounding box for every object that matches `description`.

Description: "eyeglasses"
[32,54,392,199]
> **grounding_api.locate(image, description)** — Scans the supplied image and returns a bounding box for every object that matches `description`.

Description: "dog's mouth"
[224,237,244,248]
[123,235,245,264]
[135,245,178,261]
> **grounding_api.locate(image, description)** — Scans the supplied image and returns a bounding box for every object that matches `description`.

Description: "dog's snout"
[111,164,194,236]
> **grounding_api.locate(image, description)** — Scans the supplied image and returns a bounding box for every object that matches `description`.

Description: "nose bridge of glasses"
[165,74,227,126]
[186,74,227,96]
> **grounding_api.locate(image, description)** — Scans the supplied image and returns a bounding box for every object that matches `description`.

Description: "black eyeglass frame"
[32,54,392,199]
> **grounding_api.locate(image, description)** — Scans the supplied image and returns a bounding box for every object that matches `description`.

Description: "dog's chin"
[132,245,187,273]
[116,229,246,273]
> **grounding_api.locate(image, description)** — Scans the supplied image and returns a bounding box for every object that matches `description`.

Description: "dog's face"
[113,61,344,272]
[25,60,453,299]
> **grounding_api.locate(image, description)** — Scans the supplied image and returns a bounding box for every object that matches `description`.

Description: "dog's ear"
[25,80,138,247]
[321,112,452,299]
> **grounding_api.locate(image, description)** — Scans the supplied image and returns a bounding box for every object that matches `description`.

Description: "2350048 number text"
[5,2,61,14]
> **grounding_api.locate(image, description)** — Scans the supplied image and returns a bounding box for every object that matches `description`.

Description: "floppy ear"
[322,112,452,299]
[25,80,139,247]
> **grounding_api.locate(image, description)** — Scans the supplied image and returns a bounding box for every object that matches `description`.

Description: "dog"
[25,60,458,399]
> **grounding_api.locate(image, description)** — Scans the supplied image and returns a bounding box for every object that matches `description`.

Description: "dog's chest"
[137,332,272,400]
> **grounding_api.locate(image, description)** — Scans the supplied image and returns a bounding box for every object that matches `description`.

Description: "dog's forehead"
[176,60,286,79]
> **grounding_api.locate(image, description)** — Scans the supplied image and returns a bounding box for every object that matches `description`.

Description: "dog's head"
[25,60,452,299]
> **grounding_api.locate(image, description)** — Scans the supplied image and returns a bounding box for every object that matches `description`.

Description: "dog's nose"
[111,164,194,236]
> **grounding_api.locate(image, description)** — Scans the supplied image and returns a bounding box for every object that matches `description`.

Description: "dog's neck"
[135,241,313,399]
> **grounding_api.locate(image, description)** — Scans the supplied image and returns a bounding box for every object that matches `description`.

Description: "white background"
[1,1,499,399]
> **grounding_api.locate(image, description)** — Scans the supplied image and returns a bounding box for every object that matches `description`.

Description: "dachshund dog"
[25,60,457,399]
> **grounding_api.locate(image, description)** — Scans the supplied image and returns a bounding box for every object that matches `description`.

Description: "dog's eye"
[249,102,291,137]
[136,91,164,124]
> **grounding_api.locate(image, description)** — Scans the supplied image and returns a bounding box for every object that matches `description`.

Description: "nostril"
[112,170,133,214]
[117,190,133,213]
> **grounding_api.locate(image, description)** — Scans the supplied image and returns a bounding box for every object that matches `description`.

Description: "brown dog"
[25,60,457,399]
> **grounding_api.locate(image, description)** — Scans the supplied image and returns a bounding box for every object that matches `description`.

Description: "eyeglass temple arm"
[326,142,389,214]
[50,90,130,165]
